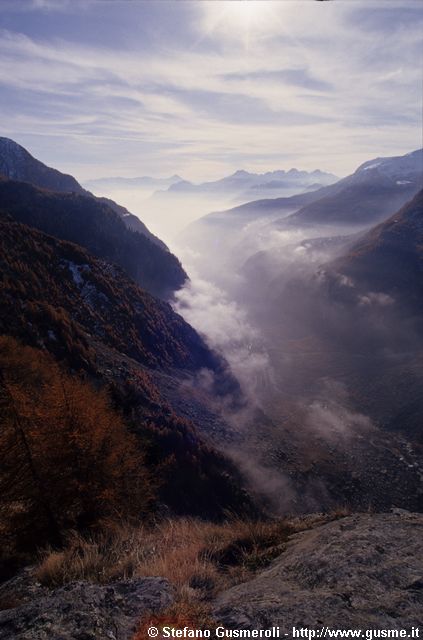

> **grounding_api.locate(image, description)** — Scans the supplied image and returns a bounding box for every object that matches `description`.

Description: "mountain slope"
[179,149,422,282]
[328,189,423,307]
[187,149,422,234]
[0,176,186,299]
[0,136,84,194]
[0,137,165,249]
[0,213,206,371]
[279,149,423,228]
[0,214,250,520]
[190,189,319,224]
[273,191,423,441]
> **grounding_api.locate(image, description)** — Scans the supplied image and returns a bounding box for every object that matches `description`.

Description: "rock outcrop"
[214,512,423,631]
[2,513,422,638]
[0,577,173,640]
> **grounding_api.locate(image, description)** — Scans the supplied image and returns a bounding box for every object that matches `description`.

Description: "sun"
[200,1,279,47]
[220,1,266,28]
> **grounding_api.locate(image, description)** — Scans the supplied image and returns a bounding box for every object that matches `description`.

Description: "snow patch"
[361,162,382,172]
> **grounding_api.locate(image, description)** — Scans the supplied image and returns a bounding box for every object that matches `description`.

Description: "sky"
[0,0,422,182]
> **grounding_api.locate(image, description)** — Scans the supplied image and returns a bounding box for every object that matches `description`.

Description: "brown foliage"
[0,336,154,556]
[0,216,253,529]
[0,215,218,371]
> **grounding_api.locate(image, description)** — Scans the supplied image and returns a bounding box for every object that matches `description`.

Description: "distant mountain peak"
[232,169,253,177]
[155,166,338,200]
[168,179,195,192]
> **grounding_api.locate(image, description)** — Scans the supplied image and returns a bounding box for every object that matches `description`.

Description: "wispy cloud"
[0,0,421,180]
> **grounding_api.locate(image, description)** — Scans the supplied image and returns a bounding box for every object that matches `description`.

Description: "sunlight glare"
[201,1,280,46]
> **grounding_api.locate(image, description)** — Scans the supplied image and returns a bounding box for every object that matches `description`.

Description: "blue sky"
[0,0,422,181]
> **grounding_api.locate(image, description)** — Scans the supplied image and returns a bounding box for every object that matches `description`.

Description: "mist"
[84,161,423,514]
[85,184,252,243]
[170,190,423,514]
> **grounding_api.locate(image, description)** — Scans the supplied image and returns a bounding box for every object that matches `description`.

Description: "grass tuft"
[35,517,298,637]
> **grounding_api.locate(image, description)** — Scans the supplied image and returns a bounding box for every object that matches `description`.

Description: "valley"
[1,116,422,640]
[1,0,422,636]
[173,150,423,516]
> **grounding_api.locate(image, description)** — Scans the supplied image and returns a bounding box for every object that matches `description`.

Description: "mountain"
[0,138,255,527]
[303,190,423,441]
[0,176,187,299]
[0,213,250,522]
[328,189,423,309]
[0,136,84,194]
[278,148,423,228]
[179,149,423,278]
[239,169,338,201]
[259,191,423,442]
[168,168,337,193]
[0,215,217,371]
[0,137,164,249]
[94,195,168,249]
[178,190,320,266]
[221,192,423,504]
[156,167,338,202]
[195,149,422,230]
[184,190,318,230]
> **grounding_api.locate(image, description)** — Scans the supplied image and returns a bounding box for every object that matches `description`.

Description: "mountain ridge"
[278,148,423,227]
[163,166,338,197]
[180,149,423,257]
[0,137,166,250]
[0,174,187,299]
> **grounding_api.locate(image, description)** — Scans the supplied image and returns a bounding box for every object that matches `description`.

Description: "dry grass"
[36,517,291,595]
[35,512,353,637]
[34,516,296,637]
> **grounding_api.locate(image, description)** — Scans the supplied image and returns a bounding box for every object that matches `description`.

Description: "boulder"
[214,512,423,631]
[0,577,173,640]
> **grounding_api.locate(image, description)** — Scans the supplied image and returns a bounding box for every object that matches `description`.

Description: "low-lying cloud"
[173,271,274,408]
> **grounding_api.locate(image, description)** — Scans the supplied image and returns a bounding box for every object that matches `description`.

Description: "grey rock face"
[214,512,423,632]
[0,577,173,640]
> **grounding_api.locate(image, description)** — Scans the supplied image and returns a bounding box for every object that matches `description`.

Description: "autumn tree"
[0,337,154,554]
